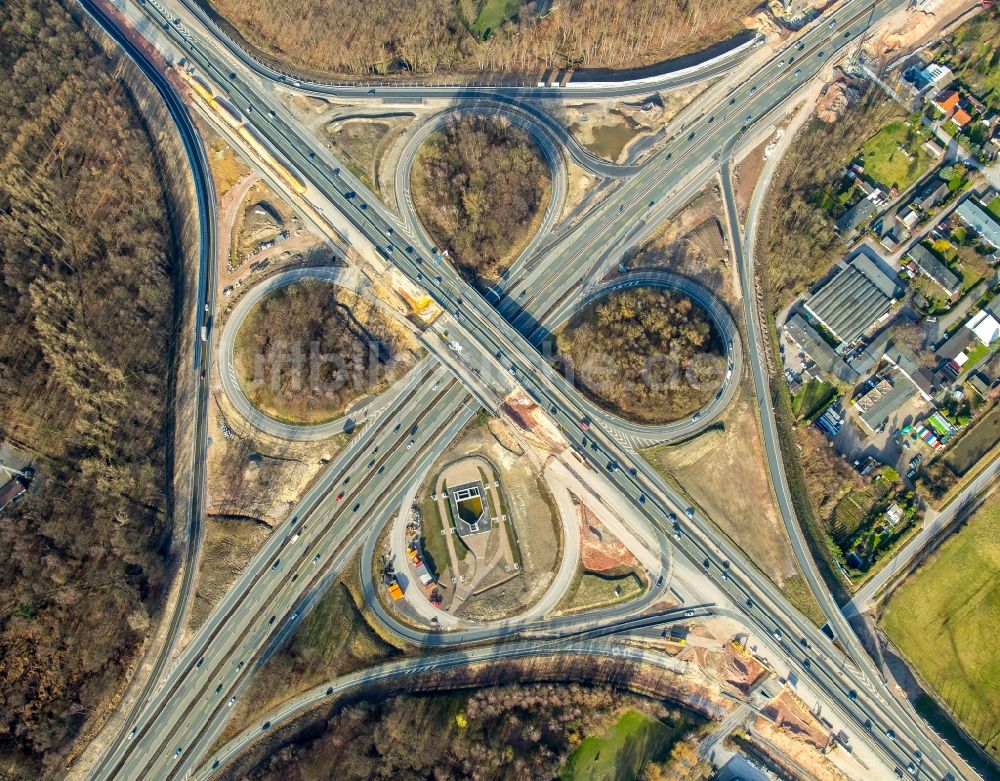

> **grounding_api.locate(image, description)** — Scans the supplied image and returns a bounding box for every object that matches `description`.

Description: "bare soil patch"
[642,388,797,584]
[204,390,345,525]
[578,503,639,574]
[187,517,272,632]
[627,183,738,312]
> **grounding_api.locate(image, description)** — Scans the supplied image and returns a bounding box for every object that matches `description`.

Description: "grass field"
[881,493,1000,759]
[559,709,679,781]
[556,569,645,614]
[861,121,932,191]
[791,379,837,421]
[472,0,520,39]
[419,491,450,578]
[781,574,828,627]
[189,518,271,631]
[325,120,391,192]
[224,576,399,740]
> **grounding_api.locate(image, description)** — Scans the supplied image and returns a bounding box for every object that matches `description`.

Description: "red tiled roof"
[951,108,972,127]
[933,90,959,112]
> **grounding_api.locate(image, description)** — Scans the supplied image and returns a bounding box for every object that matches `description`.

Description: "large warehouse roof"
[804,255,900,346]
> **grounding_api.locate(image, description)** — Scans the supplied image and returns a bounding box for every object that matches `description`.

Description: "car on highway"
[848,689,857,701]
[684,610,694,618]
[685,507,694,518]
[639,494,646,504]
[196,656,204,668]
[691,412,701,422]
[336,492,345,502]
[794,68,802,77]
[215,684,223,695]
[668,511,678,522]
[407,440,414,449]
[128,727,137,740]
[271,558,280,570]
[228,696,237,707]
[174,748,182,759]
[262,721,271,730]
[312,553,321,565]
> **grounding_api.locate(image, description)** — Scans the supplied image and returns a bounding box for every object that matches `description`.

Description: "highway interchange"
[78,0,983,779]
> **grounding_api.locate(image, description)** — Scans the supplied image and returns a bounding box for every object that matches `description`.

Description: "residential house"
[836,196,879,243]
[985,291,1000,320]
[951,107,972,129]
[932,89,960,116]
[896,207,920,233]
[883,342,936,401]
[915,179,949,211]
[921,138,945,159]
[969,372,992,400]
[907,244,960,298]
[0,477,25,514]
[954,199,1000,249]
[966,310,1000,346]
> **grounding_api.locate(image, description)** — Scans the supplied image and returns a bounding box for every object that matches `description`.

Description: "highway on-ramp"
[82,1,976,779]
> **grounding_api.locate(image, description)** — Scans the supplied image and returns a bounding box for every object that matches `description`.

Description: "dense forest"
[412,115,549,287]
[223,682,709,781]
[553,288,723,424]
[204,0,758,78]
[0,0,176,776]
[234,280,411,423]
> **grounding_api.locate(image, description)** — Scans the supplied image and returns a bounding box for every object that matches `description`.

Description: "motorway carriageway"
[91,360,472,779]
[95,0,966,778]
